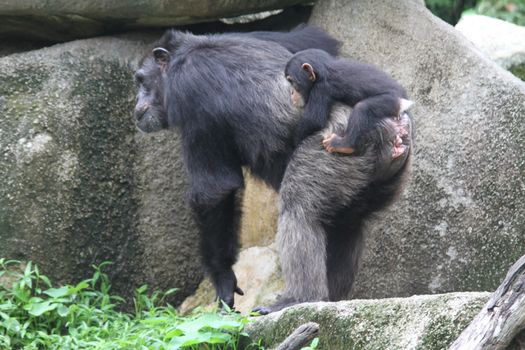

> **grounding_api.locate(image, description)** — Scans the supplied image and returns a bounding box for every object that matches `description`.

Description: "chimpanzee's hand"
[213,268,244,308]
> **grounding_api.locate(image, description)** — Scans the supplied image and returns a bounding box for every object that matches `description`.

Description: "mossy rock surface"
[0,33,201,304]
[247,292,490,350]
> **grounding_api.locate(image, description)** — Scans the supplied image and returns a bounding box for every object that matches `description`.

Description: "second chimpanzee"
[285,48,413,158]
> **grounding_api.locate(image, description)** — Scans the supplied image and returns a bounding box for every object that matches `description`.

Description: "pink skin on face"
[292,89,301,106]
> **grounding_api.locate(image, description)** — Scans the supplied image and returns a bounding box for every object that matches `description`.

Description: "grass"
[0,259,268,350]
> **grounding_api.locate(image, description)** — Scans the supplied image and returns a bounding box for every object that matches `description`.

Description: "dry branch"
[274,322,320,350]
[449,255,525,350]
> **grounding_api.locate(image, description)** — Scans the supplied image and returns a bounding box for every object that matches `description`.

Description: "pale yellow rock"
[179,245,283,314]
[240,172,279,248]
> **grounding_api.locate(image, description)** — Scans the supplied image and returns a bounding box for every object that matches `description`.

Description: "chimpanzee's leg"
[325,209,365,301]
[190,189,244,308]
[253,202,329,315]
[325,118,412,300]
[253,128,376,315]
[323,94,401,155]
[183,127,245,308]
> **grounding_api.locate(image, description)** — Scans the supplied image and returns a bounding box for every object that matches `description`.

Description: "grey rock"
[247,292,490,350]
[0,0,305,42]
[0,33,201,303]
[310,0,525,298]
[456,14,525,70]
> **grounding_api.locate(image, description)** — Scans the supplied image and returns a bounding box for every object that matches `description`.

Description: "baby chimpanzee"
[285,49,413,158]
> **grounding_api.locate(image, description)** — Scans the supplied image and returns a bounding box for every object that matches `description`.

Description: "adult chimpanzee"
[133,25,413,314]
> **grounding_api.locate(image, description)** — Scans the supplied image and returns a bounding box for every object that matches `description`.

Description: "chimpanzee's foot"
[392,134,407,159]
[252,296,301,315]
[322,133,355,154]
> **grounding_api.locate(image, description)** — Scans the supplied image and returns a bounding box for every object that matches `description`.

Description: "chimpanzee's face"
[133,57,168,133]
[286,75,305,108]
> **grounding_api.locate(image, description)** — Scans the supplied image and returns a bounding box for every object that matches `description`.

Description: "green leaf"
[163,328,184,341]
[176,318,206,334]
[2,317,21,333]
[206,318,242,330]
[68,280,90,295]
[301,337,319,350]
[39,275,52,287]
[13,288,30,303]
[0,302,13,311]
[164,288,178,296]
[24,261,32,277]
[168,332,213,347]
[57,305,69,317]
[136,285,148,294]
[21,276,32,290]
[25,301,58,316]
[207,332,231,344]
[43,286,70,298]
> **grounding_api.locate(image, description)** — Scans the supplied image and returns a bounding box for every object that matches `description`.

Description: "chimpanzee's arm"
[293,89,333,146]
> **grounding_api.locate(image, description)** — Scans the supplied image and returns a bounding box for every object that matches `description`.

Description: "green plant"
[425,0,477,24]
[0,259,263,350]
[300,337,319,350]
[425,0,525,25]
[472,0,525,25]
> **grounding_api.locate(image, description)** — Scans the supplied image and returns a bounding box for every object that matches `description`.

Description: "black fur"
[247,24,341,56]
[134,26,342,307]
[133,26,412,311]
[285,48,407,152]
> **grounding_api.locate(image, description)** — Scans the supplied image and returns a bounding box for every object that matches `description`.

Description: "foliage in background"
[425,0,525,25]
[471,0,525,25]
[0,259,284,350]
[425,0,477,24]
[509,63,525,81]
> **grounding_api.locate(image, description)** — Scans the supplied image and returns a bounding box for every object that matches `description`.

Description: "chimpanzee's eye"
[135,72,145,85]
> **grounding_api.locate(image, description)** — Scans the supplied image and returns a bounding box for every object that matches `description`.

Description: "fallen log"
[273,322,319,350]
[449,255,525,350]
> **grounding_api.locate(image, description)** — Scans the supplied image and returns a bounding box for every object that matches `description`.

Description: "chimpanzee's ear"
[301,63,316,82]
[153,47,170,70]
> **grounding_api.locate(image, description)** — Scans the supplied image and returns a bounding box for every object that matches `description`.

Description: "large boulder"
[0,0,305,42]
[247,292,491,350]
[456,14,525,80]
[455,14,525,70]
[0,34,201,303]
[307,0,525,298]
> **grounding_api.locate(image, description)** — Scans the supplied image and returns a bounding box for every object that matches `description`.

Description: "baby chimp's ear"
[301,63,316,82]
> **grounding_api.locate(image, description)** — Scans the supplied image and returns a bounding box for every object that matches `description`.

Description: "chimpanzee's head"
[133,46,171,133]
[284,48,334,107]
[134,28,188,133]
